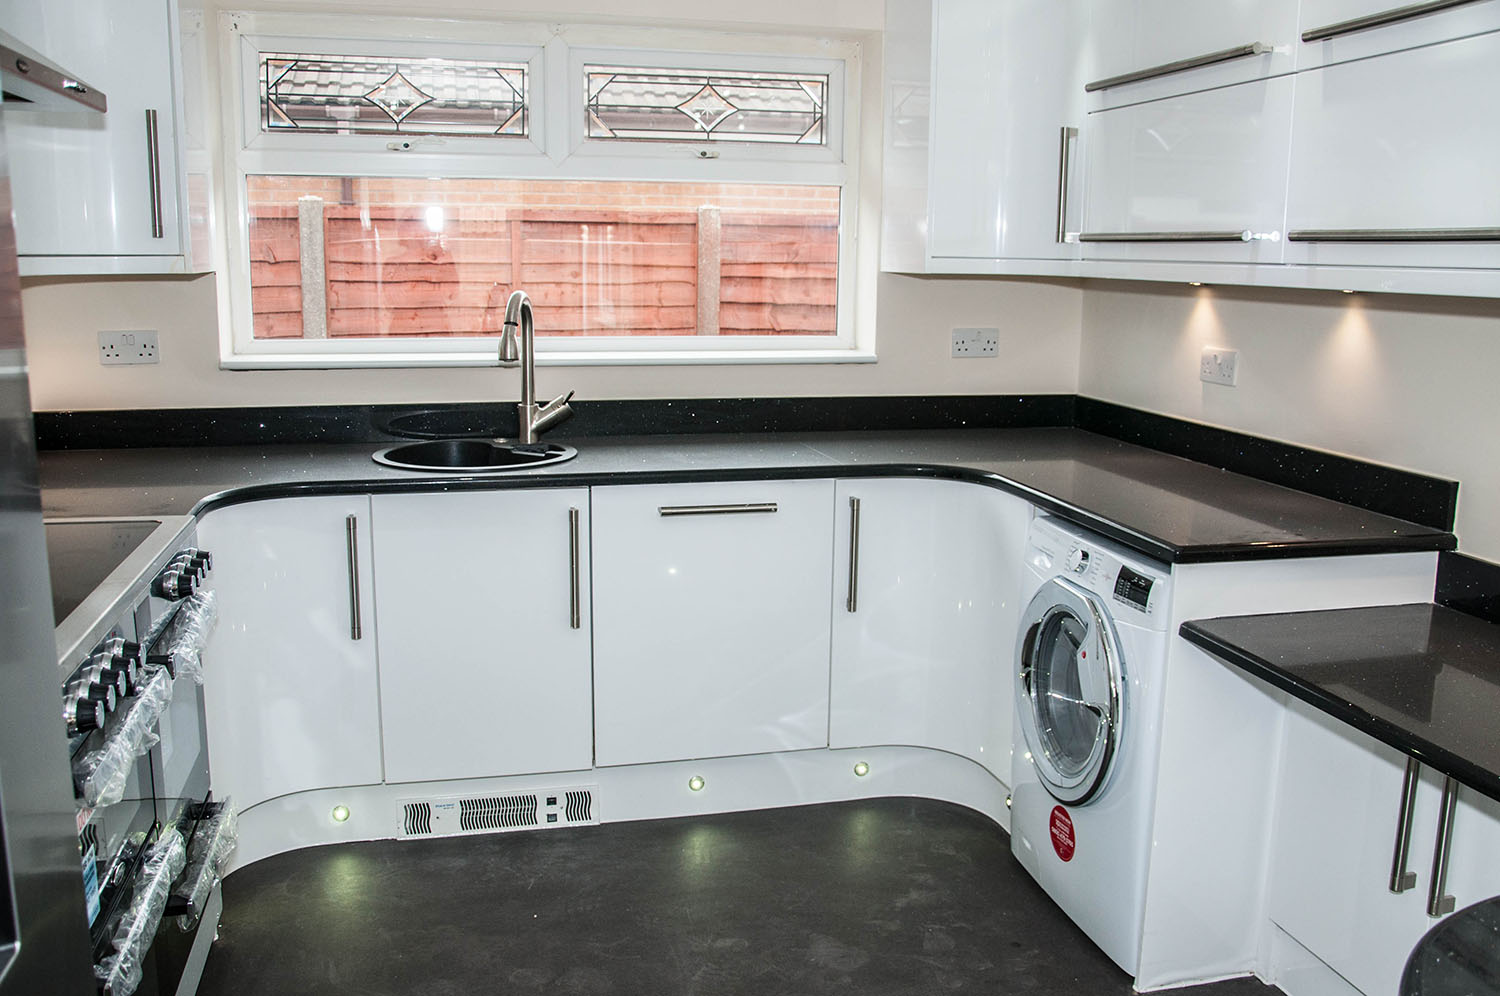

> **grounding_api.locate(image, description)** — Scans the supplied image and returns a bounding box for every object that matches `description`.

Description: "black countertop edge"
[1076,397,1459,532]
[1437,551,1500,625]
[1179,613,1500,806]
[33,395,1458,537]
[181,461,1456,566]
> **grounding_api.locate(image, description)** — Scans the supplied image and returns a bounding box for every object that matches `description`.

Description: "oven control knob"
[83,663,127,699]
[68,678,117,714]
[152,566,196,600]
[191,549,212,573]
[64,697,104,736]
[1067,549,1091,575]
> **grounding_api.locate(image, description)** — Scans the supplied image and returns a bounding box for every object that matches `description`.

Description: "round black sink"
[372,439,577,473]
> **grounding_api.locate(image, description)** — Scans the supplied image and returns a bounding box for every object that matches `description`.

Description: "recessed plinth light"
[1342,289,1355,294]
[688,775,706,792]
[1189,281,1203,287]
[853,761,870,777]
[331,805,351,823]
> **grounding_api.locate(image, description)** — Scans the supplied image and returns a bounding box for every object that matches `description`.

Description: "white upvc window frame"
[217,11,867,369]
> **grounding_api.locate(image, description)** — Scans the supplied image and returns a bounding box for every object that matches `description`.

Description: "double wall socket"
[98,330,159,365]
[1200,346,1238,386]
[952,327,999,358]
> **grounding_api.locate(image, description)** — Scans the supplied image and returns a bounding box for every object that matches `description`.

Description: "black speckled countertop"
[1181,604,1500,803]
[38,427,1453,565]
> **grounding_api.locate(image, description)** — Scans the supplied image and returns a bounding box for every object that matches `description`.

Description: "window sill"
[220,348,878,370]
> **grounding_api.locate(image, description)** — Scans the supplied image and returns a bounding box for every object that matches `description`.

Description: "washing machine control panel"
[1060,540,1164,618]
[1066,549,1090,574]
[1113,565,1155,611]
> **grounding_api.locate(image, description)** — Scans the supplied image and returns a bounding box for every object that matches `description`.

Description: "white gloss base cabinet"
[370,490,592,785]
[0,0,188,272]
[1267,699,1500,996]
[591,480,836,767]
[1283,30,1500,276]
[196,496,383,811]
[1081,75,1294,265]
[830,479,1031,782]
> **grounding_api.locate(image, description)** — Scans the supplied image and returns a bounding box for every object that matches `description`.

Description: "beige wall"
[21,273,1083,408]
[1080,282,1500,560]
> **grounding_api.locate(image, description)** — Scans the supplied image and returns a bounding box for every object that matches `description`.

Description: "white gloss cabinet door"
[1296,0,1500,68]
[371,490,592,784]
[197,496,382,810]
[829,480,1031,782]
[0,0,186,268]
[1268,701,1439,996]
[1085,0,1298,106]
[1081,75,1293,264]
[1284,31,1500,273]
[927,0,1085,262]
[592,480,836,767]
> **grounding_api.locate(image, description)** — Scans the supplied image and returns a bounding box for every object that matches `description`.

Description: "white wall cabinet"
[1284,30,1500,274]
[1268,698,1500,996]
[591,479,836,767]
[196,496,383,809]
[1081,76,1293,265]
[371,490,593,785]
[0,0,189,273]
[1296,0,1500,69]
[829,480,1030,782]
[926,0,1086,265]
[1084,0,1298,108]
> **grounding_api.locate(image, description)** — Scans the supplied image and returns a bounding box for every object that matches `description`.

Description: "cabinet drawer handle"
[657,503,778,517]
[846,496,861,613]
[1056,126,1078,245]
[1389,756,1421,894]
[1080,230,1279,243]
[568,507,581,631]
[1085,42,1272,93]
[1426,775,1460,917]
[145,109,164,239]
[345,514,362,641]
[1288,228,1500,243]
[1302,0,1482,42]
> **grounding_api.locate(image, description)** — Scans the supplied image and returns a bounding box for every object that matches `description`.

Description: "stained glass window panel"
[261,53,527,137]
[586,65,827,144]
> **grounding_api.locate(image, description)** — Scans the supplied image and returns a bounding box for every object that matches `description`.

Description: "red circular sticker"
[1049,805,1076,862]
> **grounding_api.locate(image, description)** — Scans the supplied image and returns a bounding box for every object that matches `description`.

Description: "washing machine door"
[1015,577,1125,805]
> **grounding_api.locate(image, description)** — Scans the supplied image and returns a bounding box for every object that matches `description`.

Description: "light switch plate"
[99,330,159,365]
[1200,346,1238,386]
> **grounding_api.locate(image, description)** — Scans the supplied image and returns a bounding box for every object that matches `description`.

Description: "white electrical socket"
[952,327,999,358]
[99,330,160,366]
[1200,346,1238,386]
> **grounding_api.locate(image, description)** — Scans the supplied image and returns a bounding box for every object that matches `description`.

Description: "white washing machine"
[1011,515,1173,976]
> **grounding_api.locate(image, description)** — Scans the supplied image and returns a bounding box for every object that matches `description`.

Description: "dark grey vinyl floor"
[197,797,1280,996]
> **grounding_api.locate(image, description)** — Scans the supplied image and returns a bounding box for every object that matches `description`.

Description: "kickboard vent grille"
[397,785,599,839]
[403,802,433,836]
[459,795,538,831]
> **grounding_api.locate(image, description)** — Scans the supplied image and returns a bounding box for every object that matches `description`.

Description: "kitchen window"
[220,13,865,368]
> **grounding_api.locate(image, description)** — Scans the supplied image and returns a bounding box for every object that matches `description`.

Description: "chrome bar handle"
[1427,775,1460,917]
[1081,230,1279,243]
[1288,228,1500,243]
[658,503,778,517]
[344,515,362,641]
[1389,757,1421,894]
[845,496,861,613]
[1056,127,1078,244]
[145,109,164,239]
[1303,0,1481,41]
[1086,42,1271,92]
[568,507,581,630]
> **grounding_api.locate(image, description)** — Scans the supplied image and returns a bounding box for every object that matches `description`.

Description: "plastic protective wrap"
[96,829,188,996]
[165,590,217,684]
[76,667,175,808]
[174,801,239,931]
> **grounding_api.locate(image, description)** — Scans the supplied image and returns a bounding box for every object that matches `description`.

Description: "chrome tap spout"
[498,290,572,444]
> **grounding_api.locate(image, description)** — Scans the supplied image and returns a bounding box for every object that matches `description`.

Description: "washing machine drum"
[1015,577,1125,805]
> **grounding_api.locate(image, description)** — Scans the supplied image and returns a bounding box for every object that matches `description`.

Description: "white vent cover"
[398,786,598,839]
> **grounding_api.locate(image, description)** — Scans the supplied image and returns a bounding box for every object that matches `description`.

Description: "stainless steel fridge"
[0,31,109,996]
